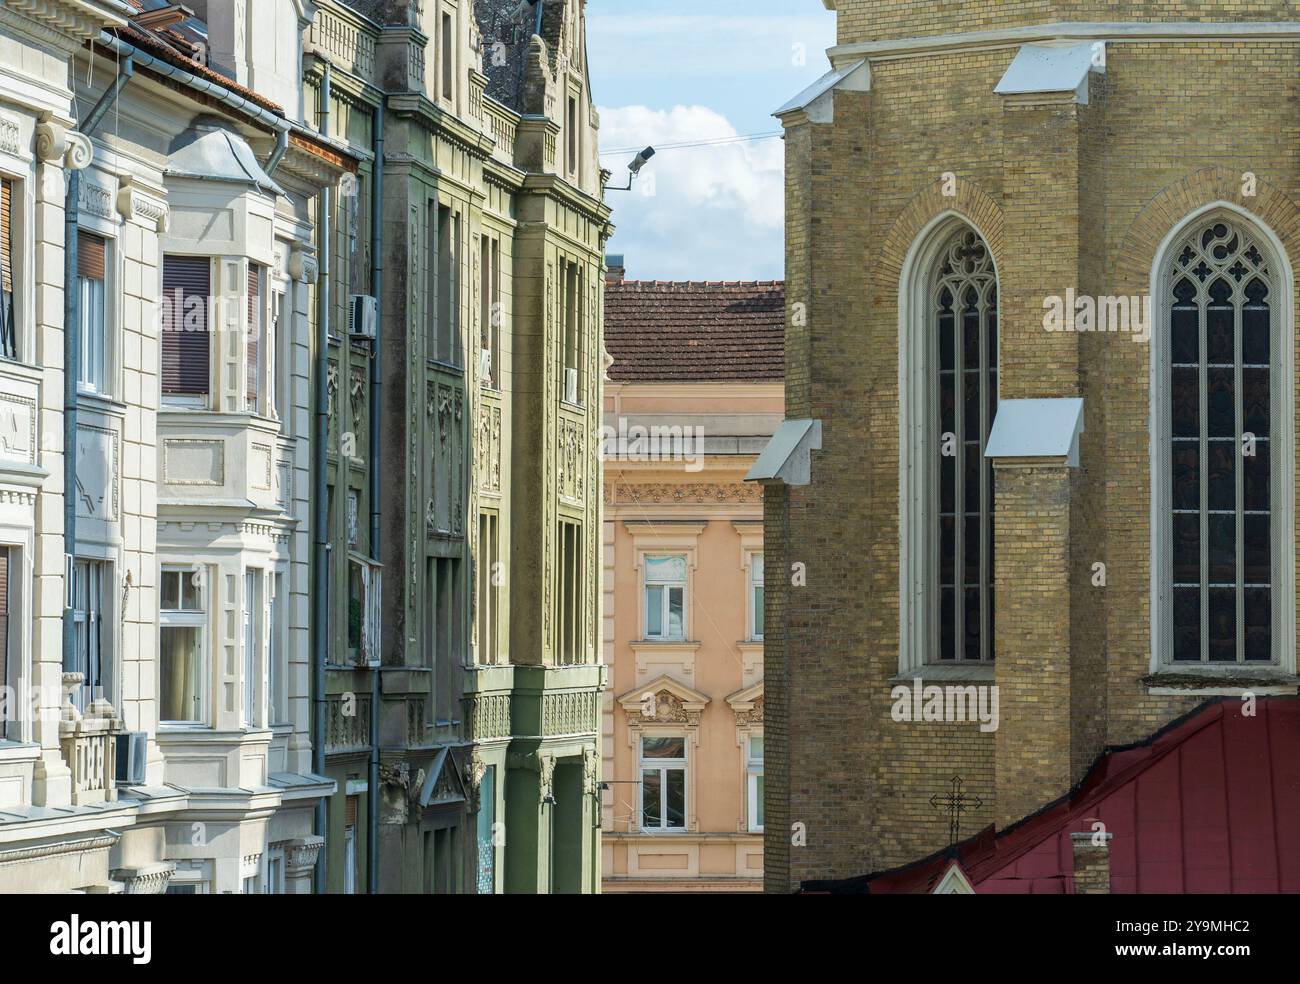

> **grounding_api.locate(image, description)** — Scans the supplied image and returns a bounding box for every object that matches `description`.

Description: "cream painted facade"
[0,0,343,893]
[601,380,782,892]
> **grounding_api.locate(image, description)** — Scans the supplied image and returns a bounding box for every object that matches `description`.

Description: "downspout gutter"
[312,60,333,896]
[63,56,134,687]
[98,33,291,138]
[265,128,290,175]
[366,95,384,896]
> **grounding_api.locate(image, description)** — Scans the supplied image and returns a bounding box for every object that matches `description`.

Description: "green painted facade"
[309,0,610,894]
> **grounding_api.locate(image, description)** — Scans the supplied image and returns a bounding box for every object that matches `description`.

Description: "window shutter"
[0,548,8,691]
[0,179,12,294]
[78,231,106,281]
[345,794,358,828]
[247,264,260,408]
[161,256,211,396]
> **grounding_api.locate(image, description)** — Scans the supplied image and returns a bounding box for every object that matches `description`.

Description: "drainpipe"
[265,128,290,175]
[63,57,134,682]
[312,59,333,896]
[366,96,384,896]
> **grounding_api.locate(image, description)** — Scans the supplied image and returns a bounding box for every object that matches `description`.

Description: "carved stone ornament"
[289,249,319,284]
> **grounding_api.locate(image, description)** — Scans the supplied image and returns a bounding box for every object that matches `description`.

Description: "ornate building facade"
[763,0,1300,892]
[306,0,611,893]
[0,0,345,892]
[601,269,782,891]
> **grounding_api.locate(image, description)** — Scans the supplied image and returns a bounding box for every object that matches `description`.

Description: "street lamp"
[607,146,655,191]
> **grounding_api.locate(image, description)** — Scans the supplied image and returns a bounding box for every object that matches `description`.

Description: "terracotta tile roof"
[604,280,785,383]
[101,20,286,117]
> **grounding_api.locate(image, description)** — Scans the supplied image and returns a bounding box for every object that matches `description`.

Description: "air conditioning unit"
[564,367,579,404]
[349,294,378,340]
[480,348,493,384]
[115,731,147,786]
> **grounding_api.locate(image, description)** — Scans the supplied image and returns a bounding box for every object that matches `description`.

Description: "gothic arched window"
[934,229,997,662]
[1164,217,1279,664]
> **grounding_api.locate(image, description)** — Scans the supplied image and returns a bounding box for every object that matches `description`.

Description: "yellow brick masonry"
[768,21,1300,892]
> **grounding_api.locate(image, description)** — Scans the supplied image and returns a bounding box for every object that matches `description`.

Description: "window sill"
[0,740,40,764]
[559,399,586,412]
[77,389,124,413]
[1144,667,1299,696]
[890,663,996,685]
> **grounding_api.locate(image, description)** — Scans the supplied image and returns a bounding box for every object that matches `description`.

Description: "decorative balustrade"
[309,7,377,81]
[59,677,120,807]
[484,99,517,160]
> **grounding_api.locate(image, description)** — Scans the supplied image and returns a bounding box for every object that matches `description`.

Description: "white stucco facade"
[0,0,342,894]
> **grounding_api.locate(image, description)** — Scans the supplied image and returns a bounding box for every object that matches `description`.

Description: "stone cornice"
[829,21,1300,66]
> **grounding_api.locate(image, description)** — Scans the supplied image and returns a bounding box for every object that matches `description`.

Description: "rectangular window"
[428,556,462,721]
[78,231,108,393]
[344,802,357,895]
[641,735,686,831]
[273,287,288,427]
[750,553,764,641]
[70,560,108,714]
[555,521,583,664]
[432,207,461,366]
[644,554,686,641]
[348,555,382,667]
[747,735,764,832]
[441,12,454,101]
[1,177,17,361]
[246,263,264,412]
[161,255,211,404]
[560,261,583,403]
[160,566,205,725]
[269,571,287,724]
[475,765,496,894]
[0,548,13,740]
[243,570,262,728]
[567,96,578,176]
[264,850,284,894]
[480,235,500,388]
[476,512,500,664]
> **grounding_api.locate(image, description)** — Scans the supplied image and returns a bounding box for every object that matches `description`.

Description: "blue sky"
[588,0,836,281]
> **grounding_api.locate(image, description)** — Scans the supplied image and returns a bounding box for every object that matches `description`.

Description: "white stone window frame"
[241,566,269,730]
[1149,202,1296,679]
[70,554,116,716]
[745,731,764,834]
[75,190,121,402]
[898,212,1002,675]
[268,566,291,729]
[636,731,689,835]
[0,142,34,367]
[642,552,688,642]
[158,562,211,729]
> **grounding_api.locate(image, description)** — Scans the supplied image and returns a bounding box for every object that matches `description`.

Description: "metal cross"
[930,775,982,845]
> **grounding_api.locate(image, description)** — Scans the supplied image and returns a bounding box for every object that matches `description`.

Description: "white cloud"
[599,105,784,281]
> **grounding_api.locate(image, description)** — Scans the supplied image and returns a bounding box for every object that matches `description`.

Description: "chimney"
[1070,830,1112,894]
[605,254,625,284]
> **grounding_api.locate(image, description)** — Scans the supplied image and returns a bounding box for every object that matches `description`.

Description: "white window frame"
[748,552,764,642]
[264,846,285,894]
[159,565,208,728]
[269,569,289,726]
[746,733,764,833]
[638,733,688,833]
[0,538,30,744]
[242,568,267,729]
[344,824,357,894]
[273,280,290,430]
[643,553,687,642]
[347,553,382,668]
[898,214,1002,673]
[70,558,111,714]
[1149,203,1296,675]
[76,228,113,397]
[0,169,29,364]
[160,254,215,410]
[246,261,267,415]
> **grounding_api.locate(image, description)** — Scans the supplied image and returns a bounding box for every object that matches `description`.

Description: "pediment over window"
[725,683,764,727]
[617,675,710,728]
[419,746,467,808]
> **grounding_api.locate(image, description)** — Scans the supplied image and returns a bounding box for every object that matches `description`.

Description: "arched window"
[933,229,998,662]
[1162,216,1281,665]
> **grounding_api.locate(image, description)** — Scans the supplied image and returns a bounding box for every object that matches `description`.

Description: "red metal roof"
[807,698,1300,894]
